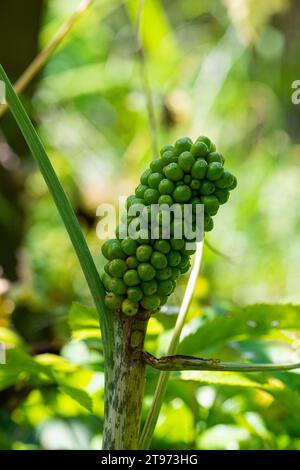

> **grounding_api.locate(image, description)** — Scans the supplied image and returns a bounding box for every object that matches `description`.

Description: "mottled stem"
[103,310,150,450]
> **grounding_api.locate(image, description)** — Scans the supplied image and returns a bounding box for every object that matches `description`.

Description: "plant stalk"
[103,309,150,450]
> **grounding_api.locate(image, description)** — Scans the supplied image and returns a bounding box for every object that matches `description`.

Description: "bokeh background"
[1,0,300,450]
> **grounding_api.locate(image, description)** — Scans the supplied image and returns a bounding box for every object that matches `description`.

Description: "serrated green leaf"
[179,304,300,355]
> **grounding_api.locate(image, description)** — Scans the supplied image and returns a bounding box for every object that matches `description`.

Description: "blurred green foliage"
[1,0,300,450]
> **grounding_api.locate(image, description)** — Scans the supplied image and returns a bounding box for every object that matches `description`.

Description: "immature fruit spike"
[101,135,237,315]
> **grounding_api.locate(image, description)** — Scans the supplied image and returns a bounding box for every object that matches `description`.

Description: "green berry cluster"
[101,135,237,316]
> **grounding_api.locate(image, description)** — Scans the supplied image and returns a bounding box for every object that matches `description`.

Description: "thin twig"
[143,351,300,372]
[0,0,93,119]
[139,241,204,449]
[135,0,159,159]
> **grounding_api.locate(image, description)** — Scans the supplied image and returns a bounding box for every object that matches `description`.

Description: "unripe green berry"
[121,237,138,256]
[107,240,126,260]
[138,263,156,281]
[155,266,173,280]
[122,299,139,316]
[158,178,175,195]
[206,152,225,165]
[148,172,164,189]
[136,245,153,262]
[160,144,174,156]
[154,240,171,254]
[135,184,148,199]
[173,185,192,203]
[214,188,230,204]
[151,251,168,269]
[190,179,201,190]
[108,277,127,295]
[127,286,143,302]
[170,239,185,250]
[191,159,207,180]
[164,162,184,182]
[190,141,208,158]
[140,168,152,185]
[141,295,160,311]
[178,151,195,173]
[105,293,124,310]
[123,269,140,287]
[158,195,173,206]
[126,256,138,269]
[102,272,112,290]
[108,259,128,278]
[228,175,237,190]
[214,170,235,189]
[196,135,211,148]
[167,251,181,267]
[206,162,224,181]
[161,150,177,165]
[200,180,215,195]
[171,267,181,280]
[150,159,165,173]
[204,214,214,232]
[144,188,160,204]
[157,279,174,296]
[141,280,158,295]
[201,195,220,216]
[174,137,192,154]
[183,174,192,184]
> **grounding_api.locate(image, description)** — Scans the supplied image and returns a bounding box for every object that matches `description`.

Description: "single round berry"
[105,293,123,310]
[127,286,143,302]
[183,174,192,184]
[190,179,201,190]
[204,214,214,232]
[178,151,195,173]
[141,295,160,311]
[136,245,153,262]
[228,175,237,191]
[108,277,127,295]
[101,239,119,260]
[144,188,160,204]
[126,256,138,269]
[190,141,208,158]
[151,251,168,270]
[140,169,152,185]
[180,263,191,274]
[171,267,181,280]
[215,170,235,189]
[200,180,215,195]
[157,279,174,296]
[107,240,126,260]
[150,158,164,173]
[214,188,230,204]
[164,162,184,182]
[154,240,171,254]
[167,251,181,267]
[161,150,177,165]
[104,262,110,275]
[173,185,192,203]
[123,269,140,287]
[155,266,173,280]
[160,144,174,156]
[148,172,164,189]
[170,238,185,250]
[174,137,192,154]
[206,152,225,165]
[141,280,158,295]
[159,295,168,306]
[158,178,175,195]
[121,237,138,256]
[102,272,112,290]
[138,263,156,281]
[108,259,128,278]
[135,184,148,199]
[191,160,207,180]
[196,135,211,148]
[201,195,220,216]
[158,195,173,206]
[122,299,139,316]
[206,162,224,181]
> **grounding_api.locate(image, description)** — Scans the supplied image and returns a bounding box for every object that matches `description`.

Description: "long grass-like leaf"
[0,65,114,372]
